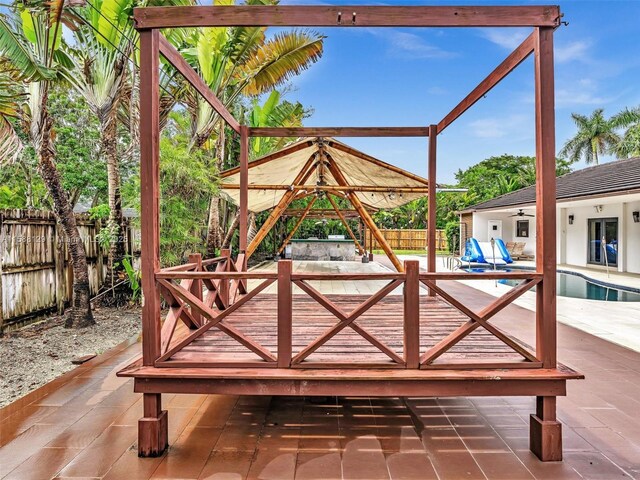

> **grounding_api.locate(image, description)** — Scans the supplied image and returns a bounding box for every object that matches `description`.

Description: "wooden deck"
[155,294,531,367]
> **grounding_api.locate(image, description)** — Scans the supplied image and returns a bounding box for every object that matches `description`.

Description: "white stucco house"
[458,157,640,274]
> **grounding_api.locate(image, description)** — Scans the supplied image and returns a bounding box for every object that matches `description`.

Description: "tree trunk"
[34,85,94,328]
[205,124,227,257]
[222,210,240,248]
[101,108,127,290]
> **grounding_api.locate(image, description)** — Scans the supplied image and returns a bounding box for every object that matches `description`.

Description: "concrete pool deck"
[396,255,640,354]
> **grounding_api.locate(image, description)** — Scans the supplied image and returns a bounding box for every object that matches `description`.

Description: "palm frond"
[0,15,56,81]
[241,29,324,97]
[0,116,22,164]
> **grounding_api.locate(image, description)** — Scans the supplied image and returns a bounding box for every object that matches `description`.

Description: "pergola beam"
[158,35,240,133]
[324,152,403,272]
[327,194,365,255]
[249,127,430,137]
[246,156,318,258]
[283,208,366,219]
[326,141,430,187]
[220,140,315,178]
[276,197,317,255]
[437,31,535,133]
[222,184,430,193]
[134,6,561,29]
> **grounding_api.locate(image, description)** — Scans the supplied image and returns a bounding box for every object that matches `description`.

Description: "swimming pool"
[497,272,640,302]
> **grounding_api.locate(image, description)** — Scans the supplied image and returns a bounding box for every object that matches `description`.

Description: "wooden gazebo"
[220,137,433,270]
[119,4,582,463]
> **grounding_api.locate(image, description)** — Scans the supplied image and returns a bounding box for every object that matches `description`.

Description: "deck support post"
[219,248,231,308]
[530,26,561,462]
[188,253,203,327]
[239,125,249,254]
[403,260,420,368]
[277,260,293,367]
[427,124,437,296]
[530,396,562,461]
[139,393,168,457]
[368,227,374,261]
[138,28,167,457]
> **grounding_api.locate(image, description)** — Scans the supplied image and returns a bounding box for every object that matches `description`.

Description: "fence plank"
[0,208,139,331]
[364,228,448,252]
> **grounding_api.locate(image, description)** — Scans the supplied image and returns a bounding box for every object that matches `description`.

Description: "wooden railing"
[151,259,545,370]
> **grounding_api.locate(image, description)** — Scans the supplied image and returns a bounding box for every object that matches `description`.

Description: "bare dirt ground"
[0,306,141,408]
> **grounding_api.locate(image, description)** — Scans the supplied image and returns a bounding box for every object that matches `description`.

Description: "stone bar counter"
[290,238,356,261]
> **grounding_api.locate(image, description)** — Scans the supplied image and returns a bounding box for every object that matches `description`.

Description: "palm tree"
[172,13,324,254]
[0,3,94,327]
[611,106,640,158]
[63,0,134,290]
[559,109,620,165]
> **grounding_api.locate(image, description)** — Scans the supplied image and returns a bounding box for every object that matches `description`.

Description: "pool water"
[498,272,640,302]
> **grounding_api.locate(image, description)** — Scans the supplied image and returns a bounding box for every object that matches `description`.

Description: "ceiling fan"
[509,209,534,218]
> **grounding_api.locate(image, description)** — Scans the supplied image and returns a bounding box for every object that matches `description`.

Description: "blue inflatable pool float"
[461,238,513,264]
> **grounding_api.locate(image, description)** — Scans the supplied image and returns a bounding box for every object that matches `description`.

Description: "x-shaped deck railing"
[152,259,542,370]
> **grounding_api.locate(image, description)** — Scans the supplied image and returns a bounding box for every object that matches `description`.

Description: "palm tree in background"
[63,0,135,289]
[0,2,94,327]
[171,3,324,254]
[559,109,620,165]
[611,106,640,158]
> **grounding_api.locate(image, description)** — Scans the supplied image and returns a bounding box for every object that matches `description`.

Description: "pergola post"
[530,26,561,462]
[138,28,167,458]
[239,125,249,254]
[427,124,438,296]
[327,194,365,255]
[277,196,317,255]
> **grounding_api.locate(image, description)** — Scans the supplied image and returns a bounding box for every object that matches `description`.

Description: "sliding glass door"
[588,218,618,266]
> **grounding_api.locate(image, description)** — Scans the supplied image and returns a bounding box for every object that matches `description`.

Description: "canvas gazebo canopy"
[220,137,432,270]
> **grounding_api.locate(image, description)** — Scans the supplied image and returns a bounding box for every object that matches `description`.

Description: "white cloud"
[480,28,529,50]
[468,114,530,139]
[555,40,590,64]
[366,29,455,60]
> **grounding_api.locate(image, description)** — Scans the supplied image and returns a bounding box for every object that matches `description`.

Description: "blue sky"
[277,0,640,184]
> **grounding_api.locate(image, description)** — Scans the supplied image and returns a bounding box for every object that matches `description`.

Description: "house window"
[516,220,529,238]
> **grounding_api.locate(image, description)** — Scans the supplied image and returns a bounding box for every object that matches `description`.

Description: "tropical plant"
[249,89,308,157]
[121,256,141,303]
[63,0,136,289]
[559,109,620,165]
[611,106,640,158]
[168,3,324,254]
[0,1,95,327]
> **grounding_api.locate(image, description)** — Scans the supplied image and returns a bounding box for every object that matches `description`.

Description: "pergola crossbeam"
[249,127,429,137]
[222,184,430,193]
[437,31,535,133]
[134,5,561,29]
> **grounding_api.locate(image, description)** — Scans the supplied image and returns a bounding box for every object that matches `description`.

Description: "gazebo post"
[427,124,438,296]
[138,28,167,457]
[277,196,317,255]
[530,26,561,462]
[239,125,249,255]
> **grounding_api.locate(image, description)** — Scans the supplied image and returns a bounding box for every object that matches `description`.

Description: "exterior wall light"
[633,211,640,223]
[568,214,574,225]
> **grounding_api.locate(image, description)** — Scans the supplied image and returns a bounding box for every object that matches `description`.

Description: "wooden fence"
[0,209,140,332]
[363,227,448,252]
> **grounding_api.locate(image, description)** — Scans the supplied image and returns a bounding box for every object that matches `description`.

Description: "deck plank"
[151,294,537,368]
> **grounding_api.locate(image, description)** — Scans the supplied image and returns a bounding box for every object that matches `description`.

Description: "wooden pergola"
[121,4,583,463]
[220,137,432,270]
